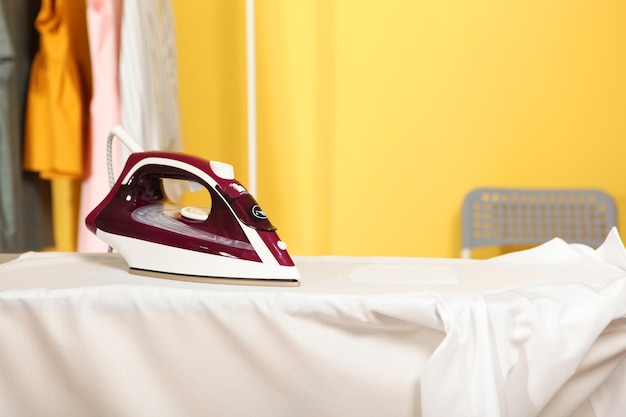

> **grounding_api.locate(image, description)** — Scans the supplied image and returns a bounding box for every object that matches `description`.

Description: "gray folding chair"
[461,188,618,258]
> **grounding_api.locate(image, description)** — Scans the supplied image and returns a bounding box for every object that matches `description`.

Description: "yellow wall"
[171,0,626,258]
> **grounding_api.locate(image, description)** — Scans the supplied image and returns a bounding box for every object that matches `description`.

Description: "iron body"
[86,150,300,285]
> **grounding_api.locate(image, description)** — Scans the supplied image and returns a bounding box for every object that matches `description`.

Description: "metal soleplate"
[129,268,300,287]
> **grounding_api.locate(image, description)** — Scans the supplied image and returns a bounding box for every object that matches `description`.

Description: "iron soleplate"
[129,268,300,287]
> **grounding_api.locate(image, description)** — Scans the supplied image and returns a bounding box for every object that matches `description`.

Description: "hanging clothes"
[118,0,182,156]
[0,0,54,253]
[77,0,123,252]
[23,0,92,251]
[76,0,183,252]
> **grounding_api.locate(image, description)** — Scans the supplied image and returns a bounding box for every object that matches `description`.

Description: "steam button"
[209,160,235,180]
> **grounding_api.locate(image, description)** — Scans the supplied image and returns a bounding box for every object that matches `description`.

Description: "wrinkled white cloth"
[0,229,625,416]
[421,229,626,417]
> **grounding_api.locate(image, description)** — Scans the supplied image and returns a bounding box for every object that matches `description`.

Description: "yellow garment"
[50,179,81,251]
[23,0,92,250]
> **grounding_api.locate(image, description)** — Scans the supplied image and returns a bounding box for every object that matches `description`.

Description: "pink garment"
[77,0,123,252]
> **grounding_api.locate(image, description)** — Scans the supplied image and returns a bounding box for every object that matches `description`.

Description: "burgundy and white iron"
[86,126,300,286]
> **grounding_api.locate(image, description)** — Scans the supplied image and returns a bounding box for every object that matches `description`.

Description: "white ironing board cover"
[0,229,625,417]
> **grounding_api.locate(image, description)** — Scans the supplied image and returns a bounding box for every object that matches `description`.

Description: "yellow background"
[171,0,626,258]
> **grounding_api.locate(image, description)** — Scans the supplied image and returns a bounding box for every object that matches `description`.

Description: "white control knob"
[181,206,210,221]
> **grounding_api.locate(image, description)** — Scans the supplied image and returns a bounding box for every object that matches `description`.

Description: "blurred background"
[2,0,625,258]
[171,0,626,258]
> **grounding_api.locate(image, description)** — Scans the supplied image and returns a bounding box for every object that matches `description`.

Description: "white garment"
[118,0,182,157]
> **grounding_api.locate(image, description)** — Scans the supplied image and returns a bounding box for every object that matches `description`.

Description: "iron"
[86,127,300,286]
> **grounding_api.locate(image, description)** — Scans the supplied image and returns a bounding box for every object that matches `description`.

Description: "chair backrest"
[461,188,618,258]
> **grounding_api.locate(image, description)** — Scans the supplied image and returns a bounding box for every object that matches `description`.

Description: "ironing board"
[1,231,626,417]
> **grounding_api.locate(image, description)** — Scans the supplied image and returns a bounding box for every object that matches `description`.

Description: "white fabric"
[1,229,626,416]
[118,0,181,156]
